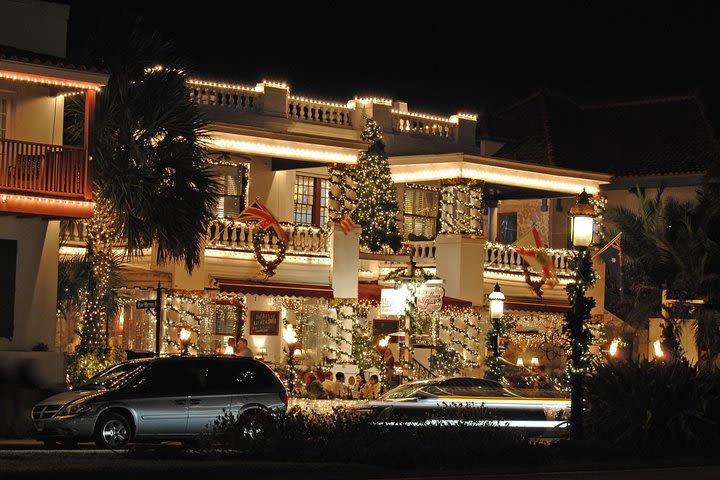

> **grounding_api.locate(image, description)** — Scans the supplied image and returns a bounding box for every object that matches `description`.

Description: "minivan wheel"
[95,413,131,449]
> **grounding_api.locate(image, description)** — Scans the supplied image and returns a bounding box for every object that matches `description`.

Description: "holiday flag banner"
[512,227,557,288]
[596,232,623,294]
[339,212,356,235]
[237,199,286,242]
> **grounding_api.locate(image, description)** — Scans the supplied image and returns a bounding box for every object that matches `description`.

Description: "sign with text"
[249,310,280,336]
[416,286,444,313]
[380,287,409,316]
[136,299,157,310]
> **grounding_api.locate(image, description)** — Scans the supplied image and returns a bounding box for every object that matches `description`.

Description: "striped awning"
[216,279,334,299]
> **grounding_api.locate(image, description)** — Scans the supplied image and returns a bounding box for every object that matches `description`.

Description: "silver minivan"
[31,356,288,448]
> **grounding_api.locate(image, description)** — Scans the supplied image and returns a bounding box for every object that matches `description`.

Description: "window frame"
[293,174,329,227]
[403,186,440,239]
[0,94,10,140]
[212,162,249,219]
[496,212,518,244]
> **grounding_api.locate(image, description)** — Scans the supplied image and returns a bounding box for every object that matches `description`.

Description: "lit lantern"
[609,338,619,357]
[530,357,540,367]
[177,325,192,356]
[489,283,505,320]
[516,358,524,367]
[378,336,390,349]
[283,324,299,351]
[653,340,664,358]
[569,189,596,248]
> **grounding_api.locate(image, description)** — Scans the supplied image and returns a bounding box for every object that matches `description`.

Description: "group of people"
[300,370,381,400]
[225,337,253,357]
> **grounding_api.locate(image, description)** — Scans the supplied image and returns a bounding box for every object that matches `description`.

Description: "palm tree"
[606,186,720,367]
[67,16,219,350]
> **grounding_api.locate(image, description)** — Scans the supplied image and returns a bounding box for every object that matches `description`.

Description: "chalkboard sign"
[250,310,280,335]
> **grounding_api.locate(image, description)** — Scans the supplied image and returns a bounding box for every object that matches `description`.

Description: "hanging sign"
[380,288,409,316]
[416,286,444,313]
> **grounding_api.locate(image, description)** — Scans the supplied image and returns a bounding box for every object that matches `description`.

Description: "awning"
[358,283,472,309]
[505,297,570,314]
[216,279,334,299]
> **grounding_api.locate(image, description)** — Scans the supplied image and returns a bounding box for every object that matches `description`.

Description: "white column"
[435,234,486,306]
[329,222,360,359]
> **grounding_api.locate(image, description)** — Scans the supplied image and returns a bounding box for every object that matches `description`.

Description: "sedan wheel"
[95,413,131,449]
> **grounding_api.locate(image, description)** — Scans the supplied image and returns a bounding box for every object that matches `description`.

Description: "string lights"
[439,179,483,235]
[351,119,403,253]
[327,163,358,222]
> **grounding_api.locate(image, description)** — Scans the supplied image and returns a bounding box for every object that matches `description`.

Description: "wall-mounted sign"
[416,286,444,313]
[380,287,409,316]
[249,310,280,335]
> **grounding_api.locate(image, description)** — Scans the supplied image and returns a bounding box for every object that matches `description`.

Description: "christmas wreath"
[253,228,287,278]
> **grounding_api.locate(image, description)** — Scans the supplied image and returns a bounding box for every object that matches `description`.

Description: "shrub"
[204,405,533,466]
[585,359,720,454]
[66,346,126,385]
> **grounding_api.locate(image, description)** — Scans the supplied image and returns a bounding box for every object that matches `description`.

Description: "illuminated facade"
[57,75,610,377]
[0,1,107,361]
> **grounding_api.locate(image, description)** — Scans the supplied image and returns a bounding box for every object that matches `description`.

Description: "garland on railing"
[439,179,483,235]
[328,163,358,222]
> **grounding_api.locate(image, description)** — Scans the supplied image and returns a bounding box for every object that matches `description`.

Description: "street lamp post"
[283,324,299,396]
[567,189,597,441]
[487,283,505,380]
[378,336,390,394]
[177,325,192,356]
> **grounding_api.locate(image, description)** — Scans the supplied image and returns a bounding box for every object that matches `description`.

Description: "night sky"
[64,3,720,131]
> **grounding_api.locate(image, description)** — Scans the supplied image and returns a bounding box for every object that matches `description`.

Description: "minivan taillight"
[279,391,288,406]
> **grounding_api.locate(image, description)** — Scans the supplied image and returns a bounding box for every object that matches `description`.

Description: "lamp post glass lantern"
[489,283,505,320]
[566,189,597,440]
[283,324,299,395]
[177,325,192,356]
[378,336,390,394]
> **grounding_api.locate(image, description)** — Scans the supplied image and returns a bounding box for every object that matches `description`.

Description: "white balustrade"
[288,97,353,127]
[392,111,457,139]
[405,240,436,261]
[206,219,329,255]
[484,242,576,277]
[189,85,260,110]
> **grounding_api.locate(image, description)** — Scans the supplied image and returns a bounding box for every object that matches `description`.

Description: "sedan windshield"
[76,362,149,390]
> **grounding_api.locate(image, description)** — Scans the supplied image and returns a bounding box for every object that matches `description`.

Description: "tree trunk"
[79,198,115,351]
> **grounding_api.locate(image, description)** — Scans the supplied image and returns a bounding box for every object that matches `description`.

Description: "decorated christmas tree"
[352,118,403,253]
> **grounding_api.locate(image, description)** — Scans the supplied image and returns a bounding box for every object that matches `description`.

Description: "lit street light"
[283,324,299,396]
[567,189,597,441]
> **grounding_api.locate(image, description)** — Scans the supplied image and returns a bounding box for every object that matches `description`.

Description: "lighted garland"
[439,179,484,235]
[351,118,403,253]
[328,163,358,222]
[485,313,517,381]
[563,249,597,378]
[253,229,287,278]
[441,309,482,364]
[589,194,608,246]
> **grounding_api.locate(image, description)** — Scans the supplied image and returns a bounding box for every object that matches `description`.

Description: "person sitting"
[305,373,325,399]
[321,371,336,396]
[224,337,236,355]
[352,372,366,399]
[332,371,347,398]
[235,338,253,358]
[366,374,380,399]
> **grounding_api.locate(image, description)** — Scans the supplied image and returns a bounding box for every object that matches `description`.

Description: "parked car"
[31,356,287,448]
[354,377,570,431]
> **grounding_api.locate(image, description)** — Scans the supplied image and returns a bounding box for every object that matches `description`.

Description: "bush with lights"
[485,313,517,381]
[351,118,402,253]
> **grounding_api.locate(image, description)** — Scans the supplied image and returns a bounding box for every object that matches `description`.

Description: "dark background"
[63,2,720,132]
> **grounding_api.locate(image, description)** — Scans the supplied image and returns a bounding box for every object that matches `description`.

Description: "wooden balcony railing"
[0,138,88,199]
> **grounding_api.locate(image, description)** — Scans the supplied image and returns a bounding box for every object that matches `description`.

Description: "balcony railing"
[0,138,88,199]
[287,96,353,128]
[207,219,329,255]
[484,242,576,277]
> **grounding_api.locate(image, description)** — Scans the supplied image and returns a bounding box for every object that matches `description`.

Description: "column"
[435,234,486,306]
[329,222,361,360]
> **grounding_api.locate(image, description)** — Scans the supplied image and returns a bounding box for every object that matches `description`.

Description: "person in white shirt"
[235,337,253,358]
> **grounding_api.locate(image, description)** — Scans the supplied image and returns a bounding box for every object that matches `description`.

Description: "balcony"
[0,138,88,200]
